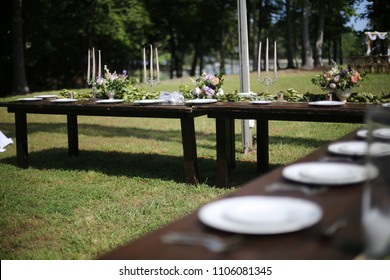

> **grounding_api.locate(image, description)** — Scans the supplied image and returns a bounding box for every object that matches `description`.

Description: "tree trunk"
[339,35,343,64]
[314,0,325,67]
[220,21,226,72]
[252,0,258,72]
[12,0,29,94]
[286,0,295,69]
[333,38,337,62]
[190,42,199,76]
[301,0,313,69]
[199,54,204,76]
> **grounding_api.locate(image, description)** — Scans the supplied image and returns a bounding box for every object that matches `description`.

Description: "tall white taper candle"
[265,38,269,75]
[149,44,153,80]
[155,47,160,81]
[87,49,90,83]
[143,48,147,82]
[257,41,261,79]
[92,47,96,80]
[274,41,277,79]
[98,50,101,77]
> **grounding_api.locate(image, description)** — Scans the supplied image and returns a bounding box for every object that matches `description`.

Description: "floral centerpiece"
[96,65,129,99]
[191,71,224,99]
[311,61,364,103]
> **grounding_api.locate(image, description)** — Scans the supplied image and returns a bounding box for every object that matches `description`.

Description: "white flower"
[216,88,224,96]
[194,87,202,96]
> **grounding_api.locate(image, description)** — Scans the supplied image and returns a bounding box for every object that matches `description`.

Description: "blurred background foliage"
[1,0,389,96]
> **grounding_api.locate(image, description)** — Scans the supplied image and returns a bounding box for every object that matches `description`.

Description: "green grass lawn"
[0,70,387,259]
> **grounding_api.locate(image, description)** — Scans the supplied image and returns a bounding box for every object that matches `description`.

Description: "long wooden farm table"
[0,99,204,184]
[99,130,367,260]
[195,101,373,187]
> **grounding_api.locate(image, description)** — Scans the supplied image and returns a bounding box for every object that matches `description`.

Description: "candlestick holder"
[87,78,98,99]
[144,77,160,87]
[257,72,277,94]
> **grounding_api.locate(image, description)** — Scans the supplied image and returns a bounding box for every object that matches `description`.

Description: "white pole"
[238,0,252,153]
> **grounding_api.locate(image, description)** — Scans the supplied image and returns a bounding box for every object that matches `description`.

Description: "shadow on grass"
[0,148,267,187]
[1,121,331,187]
[0,122,218,151]
[2,121,332,153]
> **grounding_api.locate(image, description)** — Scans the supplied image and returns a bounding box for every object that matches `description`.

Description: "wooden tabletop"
[0,99,203,118]
[195,101,373,123]
[98,129,365,260]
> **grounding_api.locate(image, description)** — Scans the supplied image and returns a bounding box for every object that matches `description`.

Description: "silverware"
[160,232,242,253]
[322,219,348,238]
[265,182,328,196]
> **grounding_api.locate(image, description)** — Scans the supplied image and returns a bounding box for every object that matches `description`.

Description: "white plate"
[198,196,322,234]
[373,128,390,140]
[50,98,77,103]
[133,99,164,105]
[308,101,344,106]
[356,129,368,138]
[282,162,373,185]
[34,95,58,99]
[95,99,124,104]
[382,103,390,108]
[249,100,272,105]
[17,97,43,102]
[185,99,218,105]
[238,92,257,98]
[328,141,390,156]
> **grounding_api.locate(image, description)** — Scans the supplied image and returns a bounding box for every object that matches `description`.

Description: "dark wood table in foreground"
[196,101,373,187]
[0,99,204,184]
[99,130,365,260]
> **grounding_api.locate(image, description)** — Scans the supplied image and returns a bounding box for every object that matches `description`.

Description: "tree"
[314,0,325,67]
[285,0,296,69]
[301,0,313,69]
[366,0,390,31]
[12,0,29,94]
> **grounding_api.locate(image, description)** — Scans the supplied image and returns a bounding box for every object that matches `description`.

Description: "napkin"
[0,130,13,152]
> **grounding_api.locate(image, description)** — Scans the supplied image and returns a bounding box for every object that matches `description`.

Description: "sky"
[347,0,369,32]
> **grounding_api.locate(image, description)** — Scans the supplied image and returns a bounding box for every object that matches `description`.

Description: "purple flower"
[122,70,127,77]
[205,74,214,81]
[96,77,104,85]
[204,86,215,97]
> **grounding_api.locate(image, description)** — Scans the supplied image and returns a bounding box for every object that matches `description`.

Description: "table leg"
[180,116,199,185]
[229,119,236,168]
[256,118,269,174]
[15,112,28,168]
[216,118,232,187]
[67,114,79,157]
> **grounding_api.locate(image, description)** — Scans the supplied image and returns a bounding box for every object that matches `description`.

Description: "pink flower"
[351,75,358,83]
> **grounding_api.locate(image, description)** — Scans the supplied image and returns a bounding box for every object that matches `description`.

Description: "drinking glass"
[362,106,390,259]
